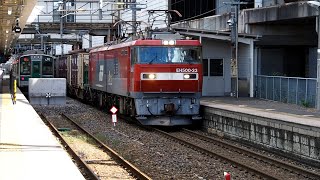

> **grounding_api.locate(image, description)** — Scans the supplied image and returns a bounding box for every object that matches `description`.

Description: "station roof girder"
[0,0,37,53]
[23,22,117,36]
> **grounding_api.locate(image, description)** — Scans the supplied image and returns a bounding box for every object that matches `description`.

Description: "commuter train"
[12,50,55,89]
[58,33,203,126]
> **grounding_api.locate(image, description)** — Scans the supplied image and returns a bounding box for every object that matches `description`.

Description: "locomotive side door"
[202,58,225,96]
[31,61,41,78]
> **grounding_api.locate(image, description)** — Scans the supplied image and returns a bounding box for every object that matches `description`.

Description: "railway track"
[36,98,319,179]
[60,113,152,180]
[153,128,320,180]
[40,114,100,180]
[181,129,320,179]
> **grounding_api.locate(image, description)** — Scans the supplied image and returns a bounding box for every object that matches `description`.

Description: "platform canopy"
[0,0,37,54]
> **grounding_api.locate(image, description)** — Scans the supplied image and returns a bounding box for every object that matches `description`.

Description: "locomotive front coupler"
[164,103,175,115]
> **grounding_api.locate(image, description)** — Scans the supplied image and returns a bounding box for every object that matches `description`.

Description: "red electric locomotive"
[89,33,202,126]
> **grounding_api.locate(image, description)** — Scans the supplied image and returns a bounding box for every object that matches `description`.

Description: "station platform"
[201,96,320,119]
[200,97,320,163]
[0,75,85,180]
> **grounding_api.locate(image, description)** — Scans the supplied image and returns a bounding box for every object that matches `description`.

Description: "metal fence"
[255,75,317,108]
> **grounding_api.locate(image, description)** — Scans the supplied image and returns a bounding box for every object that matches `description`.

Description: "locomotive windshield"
[136,46,201,64]
[20,57,31,75]
[42,56,54,75]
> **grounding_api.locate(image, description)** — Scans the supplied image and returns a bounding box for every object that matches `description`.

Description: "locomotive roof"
[89,39,201,53]
[20,54,55,58]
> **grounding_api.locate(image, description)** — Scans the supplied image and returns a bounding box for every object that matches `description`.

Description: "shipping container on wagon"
[68,49,89,99]
[55,55,68,79]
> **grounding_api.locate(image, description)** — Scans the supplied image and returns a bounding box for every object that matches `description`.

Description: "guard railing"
[255,75,316,107]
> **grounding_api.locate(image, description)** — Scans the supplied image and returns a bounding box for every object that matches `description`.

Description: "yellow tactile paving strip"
[0,78,85,180]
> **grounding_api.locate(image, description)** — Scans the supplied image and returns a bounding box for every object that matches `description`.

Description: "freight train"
[56,49,89,100]
[12,50,55,90]
[57,33,203,126]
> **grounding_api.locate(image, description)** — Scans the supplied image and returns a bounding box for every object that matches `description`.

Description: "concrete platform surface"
[201,97,320,127]
[0,79,85,180]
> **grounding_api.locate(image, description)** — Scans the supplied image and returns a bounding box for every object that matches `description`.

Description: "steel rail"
[153,128,279,180]
[39,114,100,180]
[61,113,152,180]
[182,128,320,180]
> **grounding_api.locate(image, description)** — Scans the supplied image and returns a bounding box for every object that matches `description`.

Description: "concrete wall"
[260,48,284,76]
[174,14,230,32]
[202,106,320,164]
[238,44,252,97]
[201,38,252,96]
[174,2,318,35]
[238,44,251,79]
[202,38,231,94]
[309,47,317,78]
[29,78,66,105]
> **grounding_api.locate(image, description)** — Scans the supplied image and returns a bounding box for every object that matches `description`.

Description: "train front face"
[131,40,203,126]
[18,55,54,87]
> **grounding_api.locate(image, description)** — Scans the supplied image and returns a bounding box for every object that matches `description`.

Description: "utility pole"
[231,4,239,98]
[168,0,172,30]
[60,13,63,55]
[225,1,247,98]
[131,0,137,38]
[316,6,320,110]
[59,1,65,56]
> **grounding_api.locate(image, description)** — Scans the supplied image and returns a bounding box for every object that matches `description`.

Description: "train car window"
[20,57,31,75]
[137,46,201,64]
[42,57,53,75]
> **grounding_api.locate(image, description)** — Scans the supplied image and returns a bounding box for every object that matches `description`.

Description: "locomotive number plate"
[176,68,198,73]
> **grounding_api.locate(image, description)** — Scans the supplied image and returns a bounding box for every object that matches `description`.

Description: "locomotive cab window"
[136,46,201,64]
[42,56,53,75]
[20,57,31,75]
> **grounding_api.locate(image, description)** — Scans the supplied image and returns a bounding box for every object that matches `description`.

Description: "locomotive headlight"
[183,74,190,79]
[183,74,197,79]
[162,40,176,45]
[148,74,156,79]
[142,73,157,79]
[168,40,175,45]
